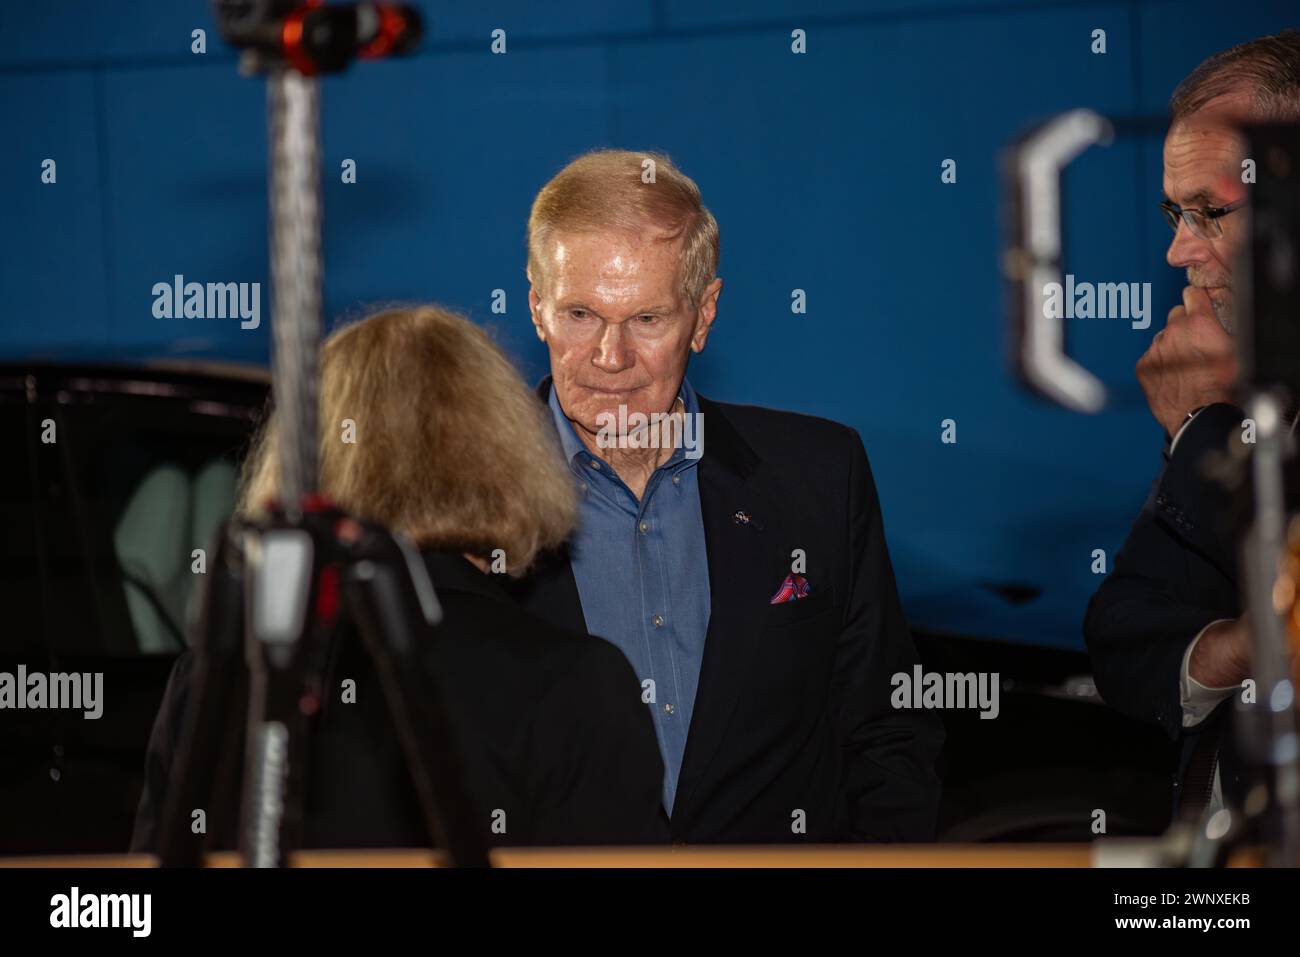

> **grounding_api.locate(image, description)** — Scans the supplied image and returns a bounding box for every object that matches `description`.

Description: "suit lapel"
[525,380,779,820]
[672,397,784,819]
[508,542,587,635]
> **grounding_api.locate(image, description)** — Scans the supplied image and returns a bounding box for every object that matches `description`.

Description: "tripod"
[156,505,490,867]
[155,2,489,867]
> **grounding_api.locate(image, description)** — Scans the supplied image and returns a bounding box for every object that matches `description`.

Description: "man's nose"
[592,321,632,373]
[1166,219,1211,269]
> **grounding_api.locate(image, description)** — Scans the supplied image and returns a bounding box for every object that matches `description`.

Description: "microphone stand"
[1227,123,1300,868]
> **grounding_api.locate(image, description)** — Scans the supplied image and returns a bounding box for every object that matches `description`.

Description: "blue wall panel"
[0,70,109,350]
[2,0,1297,648]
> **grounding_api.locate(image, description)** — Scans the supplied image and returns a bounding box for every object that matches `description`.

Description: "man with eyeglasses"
[1085,32,1300,818]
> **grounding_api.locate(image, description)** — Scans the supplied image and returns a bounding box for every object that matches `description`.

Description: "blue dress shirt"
[546,380,711,814]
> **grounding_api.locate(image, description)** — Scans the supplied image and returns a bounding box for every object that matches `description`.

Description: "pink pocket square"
[770,573,811,604]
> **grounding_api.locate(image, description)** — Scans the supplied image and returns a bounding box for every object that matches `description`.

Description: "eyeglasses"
[1159,197,1247,240]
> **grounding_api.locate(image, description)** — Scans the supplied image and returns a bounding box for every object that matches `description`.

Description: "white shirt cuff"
[1168,408,1206,455]
[1180,621,1238,728]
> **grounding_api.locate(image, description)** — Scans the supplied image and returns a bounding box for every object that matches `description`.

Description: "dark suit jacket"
[130,549,669,853]
[508,380,945,843]
[1084,403,1246,811]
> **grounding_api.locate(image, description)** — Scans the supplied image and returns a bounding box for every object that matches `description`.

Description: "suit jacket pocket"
[763,586,837,629]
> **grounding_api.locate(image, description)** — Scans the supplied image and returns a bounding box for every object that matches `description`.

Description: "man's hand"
[1136,286,1238,437]
[1189,615,1251,689]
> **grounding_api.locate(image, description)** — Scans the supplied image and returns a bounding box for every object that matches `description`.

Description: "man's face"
[528,226,721,443]
[1162,92,1252,330]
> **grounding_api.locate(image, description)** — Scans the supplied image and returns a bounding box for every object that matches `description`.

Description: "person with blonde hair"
[131,304,667,853]
[237,304,577,575]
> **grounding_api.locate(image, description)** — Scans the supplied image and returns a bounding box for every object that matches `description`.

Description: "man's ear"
[690,277,723,353]
[527,284,547,343]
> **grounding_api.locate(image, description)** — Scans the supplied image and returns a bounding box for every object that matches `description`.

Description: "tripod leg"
[342,534,491,867]
[156,527,248,866]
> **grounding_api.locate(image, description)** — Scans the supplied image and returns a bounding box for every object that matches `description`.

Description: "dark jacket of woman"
[130,549,669,853]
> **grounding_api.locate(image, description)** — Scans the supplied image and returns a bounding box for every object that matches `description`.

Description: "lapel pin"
[732,509,764,530]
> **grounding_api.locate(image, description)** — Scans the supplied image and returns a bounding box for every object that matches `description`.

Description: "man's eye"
[636,314,658,323]
[569,309,589,320]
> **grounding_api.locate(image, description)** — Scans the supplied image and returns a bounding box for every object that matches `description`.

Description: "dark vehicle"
[0,362,1172,854]
[1,362,266,855]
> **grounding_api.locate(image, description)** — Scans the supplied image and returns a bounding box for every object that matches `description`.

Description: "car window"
[30,380,261,658]
[0,384,43,658]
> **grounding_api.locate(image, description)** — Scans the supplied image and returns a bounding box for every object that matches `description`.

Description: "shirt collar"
[547,379,701,472]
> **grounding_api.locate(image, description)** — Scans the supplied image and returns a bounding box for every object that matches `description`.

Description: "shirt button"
[672,475,681,485]
[652,614,664,628]
[639,520,649,534]
[590,460,602,470]
[664,703,675,715]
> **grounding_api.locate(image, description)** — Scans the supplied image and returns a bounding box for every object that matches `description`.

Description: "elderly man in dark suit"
[509,149,943,844]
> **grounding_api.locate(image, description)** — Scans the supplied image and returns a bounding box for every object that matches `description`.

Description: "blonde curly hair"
[238,304,576,576]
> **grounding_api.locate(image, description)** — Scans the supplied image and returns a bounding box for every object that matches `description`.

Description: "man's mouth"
[583,385,642,396]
